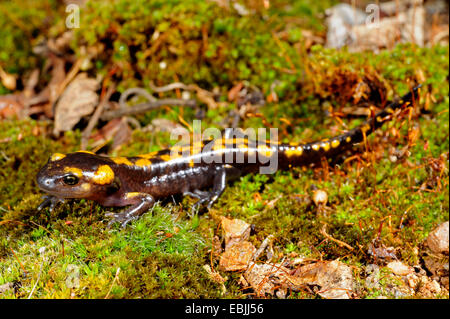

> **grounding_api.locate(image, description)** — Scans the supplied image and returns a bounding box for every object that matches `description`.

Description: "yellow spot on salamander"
[312,144,320,151]
[181,145,193,155]
[134,158,152,167]
[76,150,95,155]
[212,143,225,151]
[331,140,340,148]
[64,167,83,177]
[191,141,203,154]
[92,165,114,185]
[238,143,248,151]
[50,153,66,162]
[257,145,273,157]
[169,145,183,153]
[346,136,352,143]
[376,116,383,122]
[189,160,195,167]
[140,151,159,159]
[125,192,141,199]
[112,157,133,166]
[285,146,303,157]
[321,142,330,152]
[159,154,171,162]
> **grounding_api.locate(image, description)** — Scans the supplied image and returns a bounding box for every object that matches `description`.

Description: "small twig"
[119,87,156,107]
[10,248,27,275]
[0,219,27,227]
[53,58,83,108]
[149,81,195,93]
[253,235,274,261]
[81,83,116,150]
[320,223,354,251]
[104,267,121,299]
[101,98,197,121]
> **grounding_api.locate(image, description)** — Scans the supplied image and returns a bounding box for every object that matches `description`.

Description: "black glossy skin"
[36,86,421,227]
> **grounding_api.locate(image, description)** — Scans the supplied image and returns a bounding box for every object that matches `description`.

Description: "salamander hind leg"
[105,192,155,228]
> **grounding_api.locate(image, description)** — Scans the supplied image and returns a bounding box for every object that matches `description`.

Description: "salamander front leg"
[105,193,155,228]
[37,195,66,211]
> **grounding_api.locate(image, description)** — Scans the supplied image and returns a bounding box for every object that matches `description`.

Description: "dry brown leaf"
[0,95,24,119]
[0,66,17,90]
[220,216,251,250]
[53,73,99,135]
[228,82,244,101]
[89,117,132,151]
[291,260,354,299]
[368,240,397,260]
[203,264,227,285]
[219,241,256,272]
[243,262,290,296]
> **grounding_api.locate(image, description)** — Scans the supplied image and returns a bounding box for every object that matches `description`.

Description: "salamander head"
[36,151,119,199]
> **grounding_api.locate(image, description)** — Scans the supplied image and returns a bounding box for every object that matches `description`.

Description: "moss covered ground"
[0,0,448,299]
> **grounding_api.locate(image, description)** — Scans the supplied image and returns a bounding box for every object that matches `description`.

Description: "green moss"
[0,0,65,94]
[72,0,338,93]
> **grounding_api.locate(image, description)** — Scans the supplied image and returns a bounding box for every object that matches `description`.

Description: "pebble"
[426,221,449,254]
[387,261,414,276]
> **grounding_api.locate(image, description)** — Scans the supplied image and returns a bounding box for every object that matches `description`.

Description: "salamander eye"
[63,174,79,185]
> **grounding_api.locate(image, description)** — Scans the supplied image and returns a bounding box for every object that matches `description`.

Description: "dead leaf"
[89,117,132,151]
[203,264,227,285]
[53,73,100,135]
[228,82,244,101]
[290,260,354,299]
[144,118,188,136]
[0,66,17,90]
[243,262,290,296]
[368,240,397,261]
[326,2,426,52]
[220,216,251,250]
[219,241,256,272]
[0,95,24,119]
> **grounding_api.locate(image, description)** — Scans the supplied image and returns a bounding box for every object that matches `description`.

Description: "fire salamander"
[36,86,421,227]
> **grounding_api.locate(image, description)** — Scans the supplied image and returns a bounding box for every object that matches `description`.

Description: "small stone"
[387,261,414,276]
[418,276,443,297]
[406,274,419,289]
[275,289,286,299]
[181,91,191,100]
[429,280,442,295]
[426,221,449,254]
[159,61,167,69]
